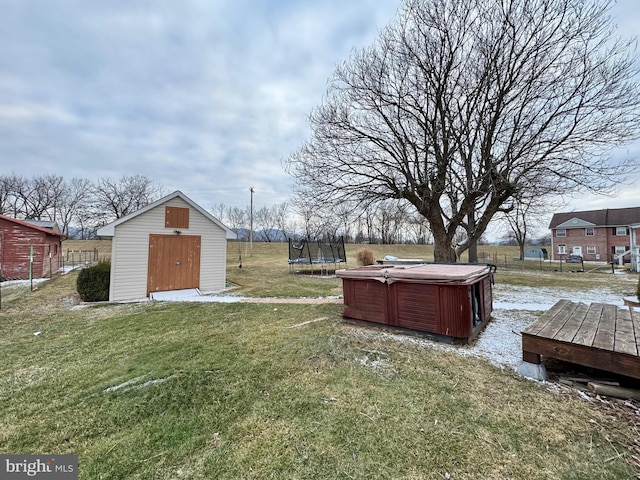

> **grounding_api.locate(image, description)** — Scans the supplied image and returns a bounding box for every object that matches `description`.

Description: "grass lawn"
[1,242,638,478]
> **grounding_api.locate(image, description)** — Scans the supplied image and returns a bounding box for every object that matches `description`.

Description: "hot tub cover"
[336,263,491,284]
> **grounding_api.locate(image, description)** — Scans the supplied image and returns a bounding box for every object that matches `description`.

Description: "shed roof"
[0,215,64,237]
[548,207,640,229]
[96,190,237,239]
[24,219,61,232]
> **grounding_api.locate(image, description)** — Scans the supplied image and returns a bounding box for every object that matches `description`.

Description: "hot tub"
[336,263,494,342]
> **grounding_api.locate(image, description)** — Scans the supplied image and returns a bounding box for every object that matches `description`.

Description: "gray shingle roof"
[549,207,640,229]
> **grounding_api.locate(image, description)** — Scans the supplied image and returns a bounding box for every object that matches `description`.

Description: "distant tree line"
[214,198,439,245]
[0,174,165,238]
[1,173,550,247]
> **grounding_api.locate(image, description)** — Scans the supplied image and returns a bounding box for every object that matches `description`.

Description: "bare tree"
[334,202,356,242]
[12,175,66,220]
[92,175,165,226]
[285,0,640,262]
[58,178,93,236]
[292,196,326,240]
[274,203,290,241]
[378,200,407,244]
[254,206,279,242]
[226,206,249,240]
[5,175,29,217]
[503,197,563,260]
[211,202,227,224]
[406,212,432,245]
[0,174,19,216]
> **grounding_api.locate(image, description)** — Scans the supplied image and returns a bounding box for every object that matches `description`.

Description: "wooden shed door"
[147,234,201,295]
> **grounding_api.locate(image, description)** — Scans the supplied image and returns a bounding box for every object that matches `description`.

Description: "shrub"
[356,247,375,266]
[76,261,111,302]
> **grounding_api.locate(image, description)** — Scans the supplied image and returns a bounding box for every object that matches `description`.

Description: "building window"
[585,228,594,236]
[614,226,629,236]
[558,245,567,254]
[587,246,596,254]
[556,229,566,237]
[614,245,628,254]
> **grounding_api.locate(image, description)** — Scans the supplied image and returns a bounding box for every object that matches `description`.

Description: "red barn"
[0,215,64,280]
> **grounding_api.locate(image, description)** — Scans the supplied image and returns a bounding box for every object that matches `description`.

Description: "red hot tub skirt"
[337,264,493,341]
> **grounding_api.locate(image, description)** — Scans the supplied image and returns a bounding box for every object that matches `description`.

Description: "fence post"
[29,245,34,292]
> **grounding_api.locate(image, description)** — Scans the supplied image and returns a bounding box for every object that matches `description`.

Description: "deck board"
[615,308,638,356]
[522,299,571,336]
[522,301,640,380]
[592,304,616,351]
[555,302,589,343]
[573,303,603,346]
[536,301,579,339]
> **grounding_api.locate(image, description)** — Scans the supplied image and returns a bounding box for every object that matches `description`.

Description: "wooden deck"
[522,299,640,380]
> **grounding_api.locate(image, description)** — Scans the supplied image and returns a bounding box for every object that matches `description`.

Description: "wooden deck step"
[522,301,640,380]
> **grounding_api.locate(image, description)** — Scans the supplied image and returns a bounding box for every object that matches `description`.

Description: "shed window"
[585,228,594,236]
[556,229,566,237]
[165,207,189,229]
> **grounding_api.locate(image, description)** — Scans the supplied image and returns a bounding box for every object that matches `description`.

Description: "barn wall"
[110,197,228,301]
[0,218,62,280]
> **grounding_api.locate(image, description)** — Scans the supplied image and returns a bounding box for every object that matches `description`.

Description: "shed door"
[147,234,201,295]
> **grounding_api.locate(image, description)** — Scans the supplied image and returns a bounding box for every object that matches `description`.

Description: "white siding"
[109,197,228,301]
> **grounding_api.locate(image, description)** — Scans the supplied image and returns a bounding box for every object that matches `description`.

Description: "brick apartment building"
[548,207,640,272]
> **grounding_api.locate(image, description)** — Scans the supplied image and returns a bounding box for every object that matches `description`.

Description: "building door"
[147,234,201,295]
[572,246,582,256]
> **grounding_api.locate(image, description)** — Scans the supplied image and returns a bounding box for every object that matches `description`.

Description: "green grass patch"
[1,270,638,478]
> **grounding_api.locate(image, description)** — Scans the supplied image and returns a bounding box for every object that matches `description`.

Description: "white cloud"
[0,0,637,223]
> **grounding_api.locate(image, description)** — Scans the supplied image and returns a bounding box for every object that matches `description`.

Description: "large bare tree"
[285,0,640,262]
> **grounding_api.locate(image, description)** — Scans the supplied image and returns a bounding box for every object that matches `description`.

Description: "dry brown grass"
[62,239,113,262]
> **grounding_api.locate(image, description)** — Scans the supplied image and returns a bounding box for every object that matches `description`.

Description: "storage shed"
[96,191,236,301]
[337,263,494,342]
[0,215,64,280]
[523,247,548,260]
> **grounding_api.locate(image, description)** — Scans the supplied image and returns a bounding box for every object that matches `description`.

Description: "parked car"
[565,254,583,263]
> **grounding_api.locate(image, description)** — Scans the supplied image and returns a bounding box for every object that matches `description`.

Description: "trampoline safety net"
[288,236,347,273]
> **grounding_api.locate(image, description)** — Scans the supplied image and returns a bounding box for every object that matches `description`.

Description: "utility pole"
[249,187,254,253]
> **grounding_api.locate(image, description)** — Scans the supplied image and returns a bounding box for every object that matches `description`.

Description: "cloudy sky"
[1,0,639,225]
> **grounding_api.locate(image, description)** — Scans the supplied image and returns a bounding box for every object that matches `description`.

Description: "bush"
[356,247,375,266]
[76,261,111,302]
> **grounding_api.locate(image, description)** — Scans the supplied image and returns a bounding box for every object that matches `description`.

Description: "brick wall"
[551,226,614,262]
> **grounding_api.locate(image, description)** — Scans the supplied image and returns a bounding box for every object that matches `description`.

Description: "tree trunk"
[433,234,457,262]
[468,240,478,263]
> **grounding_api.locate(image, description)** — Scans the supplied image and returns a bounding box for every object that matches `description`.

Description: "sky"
[1,0,639,232]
